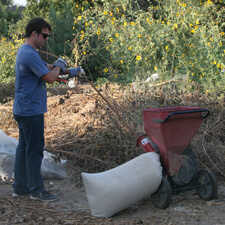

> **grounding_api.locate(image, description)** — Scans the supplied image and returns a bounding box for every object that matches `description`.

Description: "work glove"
[69,67,86,78]
[53,57,68,72]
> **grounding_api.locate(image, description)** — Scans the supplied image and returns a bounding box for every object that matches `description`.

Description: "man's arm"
[46,64,70,75]
[41,63,70,84]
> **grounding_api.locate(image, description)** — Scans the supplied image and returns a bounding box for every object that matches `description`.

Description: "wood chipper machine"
[137,106,218,209]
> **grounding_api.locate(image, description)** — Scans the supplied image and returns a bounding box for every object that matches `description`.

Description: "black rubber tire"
[182,146,199,178]
[171,146,199,186]
[196,168,218,201]
[151,176,172,209]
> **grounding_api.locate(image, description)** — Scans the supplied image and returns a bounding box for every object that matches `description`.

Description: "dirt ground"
[1,83,225,224]
[0,174,225,225]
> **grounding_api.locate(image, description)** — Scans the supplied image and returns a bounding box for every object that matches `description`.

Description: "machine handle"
[153,108,210,123]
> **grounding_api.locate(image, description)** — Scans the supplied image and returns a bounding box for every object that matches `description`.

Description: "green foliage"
[23,0,85,19]
[1,0,12,6]
[47,2,75,58]
[0,2,21,36]
[1,0,225,95]
[0,35,23,83]
[70,0,225,91]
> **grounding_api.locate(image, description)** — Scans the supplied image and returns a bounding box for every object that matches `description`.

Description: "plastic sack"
[82,152,162,218]
[0,129,67,180]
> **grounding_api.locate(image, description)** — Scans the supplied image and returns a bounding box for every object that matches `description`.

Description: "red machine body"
[137,106,217,209]
[141,107,209,176]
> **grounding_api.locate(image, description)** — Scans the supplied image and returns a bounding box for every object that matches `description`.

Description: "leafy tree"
[1,0,12,6]
[47,2,75,58]
[0,2,21,36]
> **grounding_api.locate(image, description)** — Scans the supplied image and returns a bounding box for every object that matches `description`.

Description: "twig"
[81,66,139,139]
[201,128,225,177]
[37,50,58,59]
[0,106,13,109]
[44,147,108,164]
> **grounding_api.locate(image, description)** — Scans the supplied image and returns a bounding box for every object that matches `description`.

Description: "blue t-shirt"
[13,45,50,116]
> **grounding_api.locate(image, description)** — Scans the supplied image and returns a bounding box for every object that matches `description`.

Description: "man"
[13,17,84,201]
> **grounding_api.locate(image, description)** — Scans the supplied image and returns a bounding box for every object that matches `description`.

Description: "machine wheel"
[151,176,172,209]
[196,168,218,201]
[171,146,198,186]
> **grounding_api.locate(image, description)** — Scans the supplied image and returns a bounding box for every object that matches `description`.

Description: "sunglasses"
[39,33,50,39]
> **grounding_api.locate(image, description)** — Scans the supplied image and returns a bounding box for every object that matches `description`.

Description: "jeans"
[13,114,45,195]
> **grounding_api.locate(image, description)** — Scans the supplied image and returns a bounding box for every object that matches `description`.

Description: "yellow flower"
[120,60,123,64]
[165,46,168,50]
[81,30,84,34]
[124,22,127,26]
[110,13,113,16]
[138,34,141,38]
[195,26,198,29]
[154,66,157,71]
[110,38,113,42]
[210,38,213,41]
[131,22,135,25]
[103,11,107,15]
[96,31,101,35]
[104,68,108,72]
[112,17,115,21]
[214,61,217,64]
[220,42,222,46]
[196,20,199,25]
[176,13,180,16]
[191,30,195,33]
[217,63,221,67]
[174,24,178,28]
[116,8,119,12]
[167,22,170,25]
[78,16,82,20]
[83,51,86,55]
[115,33,119,37]
[115,74,118,78]
[221,32,224,35]
[90,20,93,24]
[128,46,132,50]
[136,55,141,60]
[183,3,186,7]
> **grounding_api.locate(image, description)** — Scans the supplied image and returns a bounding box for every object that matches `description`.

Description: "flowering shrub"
[0,36,23,83]
[72,0,225,91]
[1,0,225,94]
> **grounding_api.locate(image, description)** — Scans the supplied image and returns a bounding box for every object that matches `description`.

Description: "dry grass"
[1,81,225,178]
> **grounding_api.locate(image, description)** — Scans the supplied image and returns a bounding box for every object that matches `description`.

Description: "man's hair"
[25,17,52,38]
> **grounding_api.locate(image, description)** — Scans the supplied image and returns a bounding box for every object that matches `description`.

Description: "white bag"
[0,129,67,180]
[82,152,162,218]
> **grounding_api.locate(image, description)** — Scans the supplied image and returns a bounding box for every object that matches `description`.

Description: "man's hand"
[53,57,68,72]
[69,67,86,78]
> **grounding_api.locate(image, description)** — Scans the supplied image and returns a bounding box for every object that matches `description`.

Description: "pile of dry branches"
[1,81,225,178]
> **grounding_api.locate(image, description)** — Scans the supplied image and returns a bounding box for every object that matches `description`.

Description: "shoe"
[30,190,59,202]
[12,192,28,197]
[12,192,20,197]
